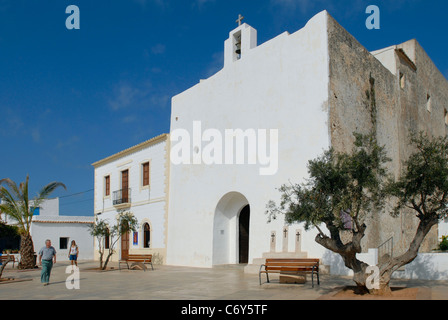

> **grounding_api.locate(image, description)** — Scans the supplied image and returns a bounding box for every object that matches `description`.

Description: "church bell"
[235,36,242,55]
[235,41,241,55]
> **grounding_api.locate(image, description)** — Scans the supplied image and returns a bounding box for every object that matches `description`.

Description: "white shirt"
[69,246,78,255]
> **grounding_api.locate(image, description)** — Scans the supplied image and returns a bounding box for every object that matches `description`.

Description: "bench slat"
[264,265,317,270]
[265,262,318,266]
[265,260,318,262]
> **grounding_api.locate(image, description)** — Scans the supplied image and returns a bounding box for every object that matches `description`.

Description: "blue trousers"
[41,260,53,283]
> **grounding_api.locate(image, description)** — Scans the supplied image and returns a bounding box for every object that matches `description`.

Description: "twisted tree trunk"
[19,234,35,270]
[315,223,379,293]
[316,215,439,296]
[376,216,439,294]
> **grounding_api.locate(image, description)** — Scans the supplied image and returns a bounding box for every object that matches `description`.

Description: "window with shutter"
[142,162,150,187]
[105,176,110,196]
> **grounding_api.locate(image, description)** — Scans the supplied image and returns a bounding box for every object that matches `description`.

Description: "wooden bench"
[119,254,154,271]
[0,255,18,269]
[259,258,320,287]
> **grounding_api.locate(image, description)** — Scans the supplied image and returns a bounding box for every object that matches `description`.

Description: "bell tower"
[224,14,257,67]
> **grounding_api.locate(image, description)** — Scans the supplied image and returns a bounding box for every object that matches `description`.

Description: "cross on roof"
[236,14,244,26]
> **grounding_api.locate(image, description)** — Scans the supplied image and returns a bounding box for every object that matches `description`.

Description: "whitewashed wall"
[31,220,94,261]
[94,138,168,213]
[93,137,168,262]
[38,198,59,216]
[167,11,331,268]
[439,219,448,240]
[324,248,448,280]
[393,253,448,280]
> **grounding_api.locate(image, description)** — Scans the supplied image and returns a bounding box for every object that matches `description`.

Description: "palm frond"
[0,186,27,232]
[0,178,22,201]
[0,176,66,235]
[36,182,67,201]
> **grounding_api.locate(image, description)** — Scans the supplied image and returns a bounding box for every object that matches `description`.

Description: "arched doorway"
[213,192,250,265]
[238,205,250,264]
[143,223,151,248]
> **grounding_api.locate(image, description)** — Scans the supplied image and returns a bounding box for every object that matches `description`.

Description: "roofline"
[91,133,169,168]
[395,48,417,71]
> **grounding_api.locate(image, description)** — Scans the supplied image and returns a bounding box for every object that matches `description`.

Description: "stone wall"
[327,12,448,255]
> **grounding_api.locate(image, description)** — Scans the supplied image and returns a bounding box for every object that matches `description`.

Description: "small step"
[212,264,247,270]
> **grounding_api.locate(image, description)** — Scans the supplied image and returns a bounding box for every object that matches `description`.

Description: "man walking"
[38,239,57,286]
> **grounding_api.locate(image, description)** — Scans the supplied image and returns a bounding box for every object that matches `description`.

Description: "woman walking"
[68,240,79,267]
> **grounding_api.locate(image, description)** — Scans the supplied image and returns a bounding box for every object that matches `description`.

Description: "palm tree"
[0,175,66,269]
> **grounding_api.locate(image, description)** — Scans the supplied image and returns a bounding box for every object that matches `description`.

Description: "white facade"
[30,198,94,261]
[88,11,448,280]
[1,197,59,223]
[165,10,448,273]
[1,197,95,261]
[92,134,170,263]
[166,12,331,268]
[439,219,448,240]
[31,216,94,261]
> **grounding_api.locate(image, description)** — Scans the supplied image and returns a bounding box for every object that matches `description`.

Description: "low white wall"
[323,248,448,280]
[392,253,448,280]
[322,249,378,277]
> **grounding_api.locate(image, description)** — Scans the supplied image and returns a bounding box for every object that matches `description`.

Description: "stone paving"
[0,260,447,300]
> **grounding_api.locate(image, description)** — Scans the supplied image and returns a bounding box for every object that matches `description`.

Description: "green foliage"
[89,211,139,269]
[0,175,66,269]
[117,211,139,234]
[266,132,390,233]
[439,235,448,251]
[90,211,138,239]
[267,130,448,292]
[385,132,448,220]
[0,175,66,235]
[0,222,20,238]
[88,219,110,238]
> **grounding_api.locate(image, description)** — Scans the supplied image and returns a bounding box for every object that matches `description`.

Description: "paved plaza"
[1,260,447,300]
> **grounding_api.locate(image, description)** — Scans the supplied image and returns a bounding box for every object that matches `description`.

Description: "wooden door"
[121,169,129,203]
[121,231,129,260]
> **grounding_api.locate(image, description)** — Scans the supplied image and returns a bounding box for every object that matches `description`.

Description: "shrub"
[439,235,448,251]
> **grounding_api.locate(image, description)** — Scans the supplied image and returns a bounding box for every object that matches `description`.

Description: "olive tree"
[267,132,391,294]
[89,211,138,270]
[267,131,448,295]
[381,132,448,292]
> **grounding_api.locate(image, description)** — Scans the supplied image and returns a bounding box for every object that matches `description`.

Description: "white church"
[93,11,448,279]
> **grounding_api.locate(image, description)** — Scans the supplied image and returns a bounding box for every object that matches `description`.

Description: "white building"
[1,198,94,261]
[166,12,330,268]
[31,198,94,261]
[92,11,448,279]
[92,134,170,264]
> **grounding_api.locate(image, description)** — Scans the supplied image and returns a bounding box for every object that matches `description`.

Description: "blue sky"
[1,0,447,216]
